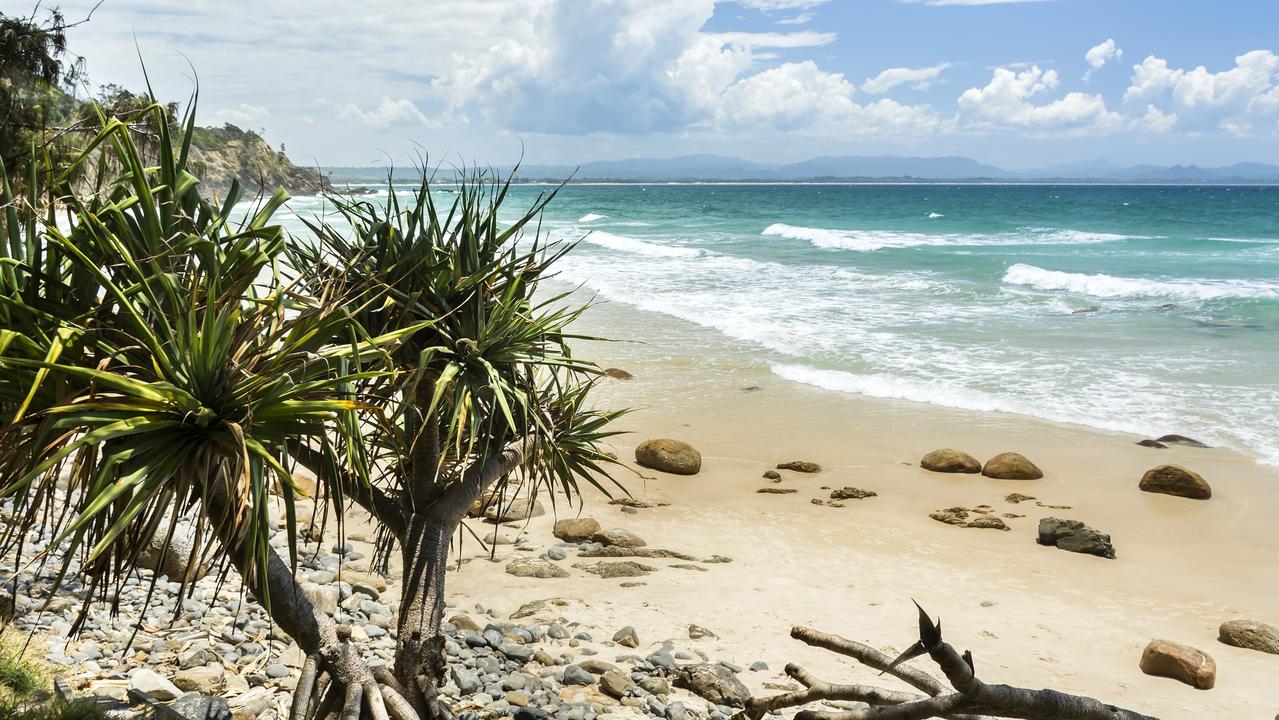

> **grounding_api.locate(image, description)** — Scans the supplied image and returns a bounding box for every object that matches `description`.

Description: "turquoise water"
[285,184,1279,465]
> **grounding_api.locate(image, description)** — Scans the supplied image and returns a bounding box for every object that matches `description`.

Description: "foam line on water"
[582,230,703,258]
[761,223,1135,252]
[1003,263,1279,300]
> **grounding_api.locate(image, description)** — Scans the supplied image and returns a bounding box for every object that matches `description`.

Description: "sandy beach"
[437,300,1279,720]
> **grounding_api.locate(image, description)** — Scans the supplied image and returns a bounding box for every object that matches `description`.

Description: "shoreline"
[441,293,1279,718]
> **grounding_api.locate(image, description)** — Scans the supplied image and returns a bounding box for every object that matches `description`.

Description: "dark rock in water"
[636,439,702,475]
[1037,517,1115,559]
[604,368,634,380]
[1156,434,1211,448]
[776,460,821,473]
[674,664,751,708]
[1140,464,1211,500]
[920,449,982,474]
[981,452,1043,480]
[1136,438,1168,448]
[830,486,876,500]
[170,692,232,720]
[1218,619,1279,655]
[762,470,781,480]
[1139,639,1215,689]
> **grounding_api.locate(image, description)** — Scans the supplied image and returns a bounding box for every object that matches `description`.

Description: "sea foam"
[584,231,702,258]
[1003,263,1279,301]
[578,213,606,222]
[762,223,1133,252]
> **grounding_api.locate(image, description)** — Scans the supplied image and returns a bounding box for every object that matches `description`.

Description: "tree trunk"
[392,510,456,718]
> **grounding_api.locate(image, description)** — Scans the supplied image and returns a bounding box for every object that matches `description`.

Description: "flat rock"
[1136,438,1168,448]
[636,439,702,475]
[553,518,602,543]
[762,470,781,480]
[505,558,570,579]
[757,487,797,494]
[920,449,981,474]
[173,666,225,692]
[830,486,876,500]
[486,497,546,522]
[590,528,647,548]
[966,515,1010,531]
[1139,464,1211,500]
[776,460,821,473]
[1218,619,1279,654]
[1139,639,1215,689]
[599,670,635,699]
[171,692,231,720]
[129,668,182,701]
[981,452,1043,480]
[579,561,656,578]
[673,664,751,708]
[604,368,634,380]
[578,546,696,560]
[1037,517,1115,559]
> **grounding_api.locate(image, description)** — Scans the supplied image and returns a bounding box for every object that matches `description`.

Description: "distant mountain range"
[323,153,1279,184]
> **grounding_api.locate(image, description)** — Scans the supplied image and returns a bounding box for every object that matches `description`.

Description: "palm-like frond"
[288,169,627,517]
[0,97,405,626]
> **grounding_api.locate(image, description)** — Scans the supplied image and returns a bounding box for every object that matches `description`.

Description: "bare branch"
[790,627,950,697]
[741,606,1160,720]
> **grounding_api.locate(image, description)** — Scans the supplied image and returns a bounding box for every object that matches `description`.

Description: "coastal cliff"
[187,123,328,196]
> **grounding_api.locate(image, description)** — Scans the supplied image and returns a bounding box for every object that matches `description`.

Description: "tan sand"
[434,319,1279,720]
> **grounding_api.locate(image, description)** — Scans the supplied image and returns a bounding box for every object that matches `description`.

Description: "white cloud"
[898,0,1055,5]
[705,31,836,48]
[716,61,941,135]
[957,65,1121,132]
[861,63,951,94]
[337,98,433,127]
[736,0,830,9]
[213,103,270,126]
[1124,50,1279,134]
[776,13,814,25]
[1083,38,1121,82]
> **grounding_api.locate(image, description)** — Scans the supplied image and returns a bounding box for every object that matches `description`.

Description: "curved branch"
[288,439,407,538]
[791,627,950,697]
[795,694,969,720]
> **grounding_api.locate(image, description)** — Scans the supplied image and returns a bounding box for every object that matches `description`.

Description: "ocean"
[283,183,1279,466]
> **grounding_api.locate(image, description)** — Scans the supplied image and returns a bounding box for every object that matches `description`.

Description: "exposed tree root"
[734,603,1159,720]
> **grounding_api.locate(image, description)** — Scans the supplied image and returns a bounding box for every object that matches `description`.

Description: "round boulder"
[590,528,647,548]
[1218,619,1279,655]
[981,452,1043,480]
[636,439,702,475]
[553,517,601,543]
[920,449,982,474]
[1139,464,1211,500]
[1139,639,1215,689]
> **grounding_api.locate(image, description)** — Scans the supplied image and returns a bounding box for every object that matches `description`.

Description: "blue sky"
[54,0,1279,168]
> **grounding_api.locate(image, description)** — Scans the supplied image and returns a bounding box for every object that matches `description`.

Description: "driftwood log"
[734,603,1158,720]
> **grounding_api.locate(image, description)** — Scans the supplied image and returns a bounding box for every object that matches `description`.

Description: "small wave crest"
[762,223,1134,252]
[1003,263,1279,301]
[584,231,702,258]
[928,212,944,219]
[578,213,606,222]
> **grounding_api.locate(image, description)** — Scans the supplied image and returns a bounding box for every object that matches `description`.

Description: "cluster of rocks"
[440,607,762,720]
[0,497,397,720]
[504,519,728,585]
[919,449,1042,480]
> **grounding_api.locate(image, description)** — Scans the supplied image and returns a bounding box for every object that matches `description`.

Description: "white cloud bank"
[861,64,952,94]
[1125,50,1279,135]
[1083,38,1122,82]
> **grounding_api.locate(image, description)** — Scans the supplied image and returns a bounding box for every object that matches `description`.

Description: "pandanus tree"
[0,98,623,720]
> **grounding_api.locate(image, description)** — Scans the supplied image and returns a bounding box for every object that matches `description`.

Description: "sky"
[47,0,1279,169]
